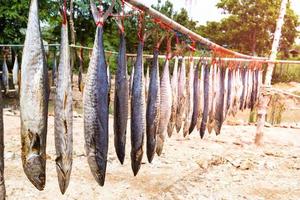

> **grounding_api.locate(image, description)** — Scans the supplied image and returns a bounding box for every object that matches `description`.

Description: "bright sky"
[143,0,300,25]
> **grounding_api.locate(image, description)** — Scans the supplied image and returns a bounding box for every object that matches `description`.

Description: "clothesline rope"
[1,44,300,64]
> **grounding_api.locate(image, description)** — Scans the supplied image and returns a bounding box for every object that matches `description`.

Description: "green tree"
[197,0,299,57]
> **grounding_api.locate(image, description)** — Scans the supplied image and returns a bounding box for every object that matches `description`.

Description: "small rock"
[239,160,254,170]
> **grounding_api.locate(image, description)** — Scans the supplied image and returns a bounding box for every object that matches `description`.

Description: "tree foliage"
[197,0,299,57]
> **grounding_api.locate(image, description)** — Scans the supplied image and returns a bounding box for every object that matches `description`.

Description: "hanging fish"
[114,31,129,165]
[197,62,205,131]
[214,66,226,135]
[83,0,114,186]
[2,57,9,93]
[52,53,57,87]
[167,56,178,137]
[0,84,5,200]
[146,48,160,163]
[239,67,247,111]
[131,40,146,175]
[54,14,73,194]
[156,56,172,156]
[144,65,149,103]
[183,58,194,137]
[230,68,242,116]
[20,0,49,190]
[12,55,19,91]
[189,60,200,134]
[199,62,210,138]
[225,69,233,116]
[175,57,186,133]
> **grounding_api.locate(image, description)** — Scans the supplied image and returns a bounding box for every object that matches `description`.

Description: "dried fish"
[167,56,178,137]
[54,19,73,194]
[189,60,200,134]
[175,58,186,133]
[20,0,49,190]
[146,49,160,163]
[156,58,172,156]
[83,26,109,186]
[183,59,194,137]
[131,41,146,175]
[199,63,210,138]
[114,32,129,164]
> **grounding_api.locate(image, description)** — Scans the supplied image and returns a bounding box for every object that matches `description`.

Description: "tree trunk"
[255,0,288,146]
[69,0,76,84]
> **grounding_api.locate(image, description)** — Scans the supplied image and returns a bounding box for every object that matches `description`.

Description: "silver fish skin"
[156,58,172,156]
[146,49,160,163]
[54,22,73,194]
[13,55,19,89]
[175,58,186,133]
[131,42,146,176]
[2,58,9,93]
[197,63,205,131]
[189,61,200,134]
[239,68,247,110]
[183,59,194,137]
[214,67,226,135]
[167,56,178,137]
[0,84,5,199]
[199,63,210,138]
[83,27,109,186]
[20,0,49,191]
[114,33,129,165]
[145,65,150,103]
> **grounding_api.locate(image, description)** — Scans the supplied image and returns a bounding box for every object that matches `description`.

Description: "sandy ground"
[2,110,300,200]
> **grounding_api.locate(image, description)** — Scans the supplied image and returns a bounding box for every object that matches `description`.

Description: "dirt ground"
[2,110,300,200]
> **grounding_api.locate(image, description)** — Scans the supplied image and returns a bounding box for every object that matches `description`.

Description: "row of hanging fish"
[1,55,19,94]
[0,0,263,196]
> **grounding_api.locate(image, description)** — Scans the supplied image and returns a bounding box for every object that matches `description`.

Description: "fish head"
[24,153,45,191]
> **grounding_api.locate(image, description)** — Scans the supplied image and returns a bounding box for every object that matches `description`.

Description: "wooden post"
[255,0,288,146]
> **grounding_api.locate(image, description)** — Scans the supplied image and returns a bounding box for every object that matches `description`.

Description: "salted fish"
[167,56,178,137]
[175,58,186,133]
[183,59,194,137]
[146,49,160,163]
[83,26,109,186]
[131,41,146,175]
[20,0,49,190]
[156,58,172,156]
[199,63,210,138]
[189,60,200,134]
[54,20,73,194]
[114,33,129,164]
